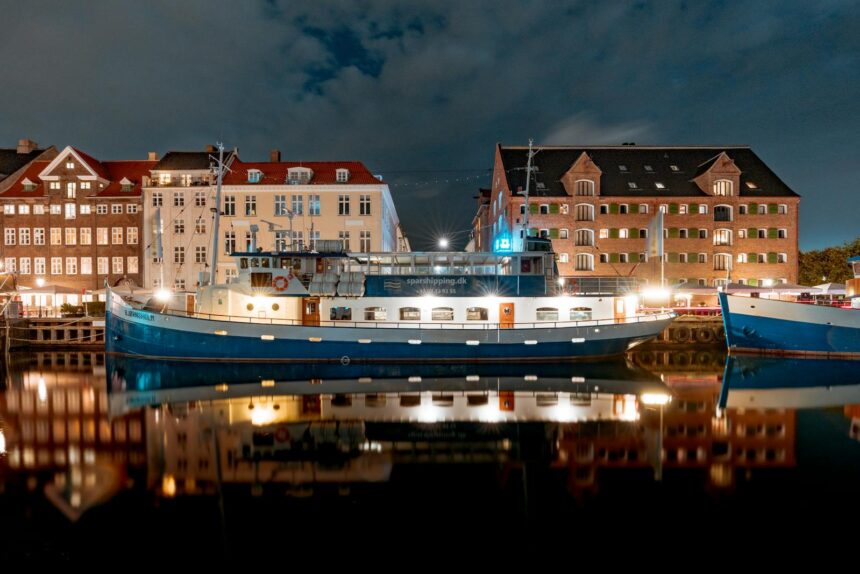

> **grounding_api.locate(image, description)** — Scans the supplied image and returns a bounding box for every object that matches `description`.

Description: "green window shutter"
[687,252,697,262]
[747,278,758,286]
[767,252,778,264]
[747,228,757,238]
[550,203,560,214]
[747,252,758,263]
[629,252,639,262]
[689,227,698,238]
[668,227,679,238]
[629,227,639,238]
[668,252,679,263]
[630,203,639,214]
[550,228,559,239]
[528,227,538,237]
[689,204,699,215]
[609,203,619,214]
[610,253,619,263]
[768,203,778,214]
[748,202,758,214]
[529,204,538,214]
[669,203,679,214]
[767,227,778,239]
[609,228,619,239]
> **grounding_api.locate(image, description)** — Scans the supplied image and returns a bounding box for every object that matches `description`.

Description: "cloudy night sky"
[1,0,857,250]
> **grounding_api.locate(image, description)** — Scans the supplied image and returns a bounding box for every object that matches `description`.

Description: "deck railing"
[121,304,675,331]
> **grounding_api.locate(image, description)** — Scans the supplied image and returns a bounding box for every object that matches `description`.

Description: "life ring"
[695,327,714,344]
[696,351,713,366]
[274,427,290,443]
[272,276,289,291]
[674,326,692,343]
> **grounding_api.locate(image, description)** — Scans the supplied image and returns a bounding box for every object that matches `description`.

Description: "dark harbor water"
[2,350,860,563]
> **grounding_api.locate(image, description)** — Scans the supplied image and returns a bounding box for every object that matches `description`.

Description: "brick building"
[0,145,155,307]
[478,144,800,287]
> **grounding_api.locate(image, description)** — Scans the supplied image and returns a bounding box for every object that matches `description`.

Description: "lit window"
[627,182,638,189]
[655,182,665,189]
[536,307,559,321]
[431,307,454,321]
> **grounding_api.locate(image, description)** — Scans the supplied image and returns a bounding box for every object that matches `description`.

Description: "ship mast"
[208,143,226,285]
[518,139,537,251]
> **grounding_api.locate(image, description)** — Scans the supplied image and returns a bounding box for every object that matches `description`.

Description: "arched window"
[714,205,732,222]
[575,253,594,271]
[364,307,387,321]
[574,229,594,246]
[466,307,488,321]
[714,253,731,271]
[575,180,595,196]
[400,307,421,320]
[713,229,732,246]
[575,203,594,221]
[713,180,733,196]
[570,307,592,321]
[431,307,454,321]
[536,307,559,321]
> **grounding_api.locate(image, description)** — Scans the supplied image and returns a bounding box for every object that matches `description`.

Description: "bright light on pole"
[155,288,172,302]
[438,237,449,249]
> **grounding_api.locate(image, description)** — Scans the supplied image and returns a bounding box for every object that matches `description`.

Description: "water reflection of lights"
[37,378,47,403]
[162,475,177,497]
[0,430,6,455]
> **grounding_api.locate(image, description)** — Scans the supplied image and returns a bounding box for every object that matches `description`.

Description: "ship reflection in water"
[1,350,860,561]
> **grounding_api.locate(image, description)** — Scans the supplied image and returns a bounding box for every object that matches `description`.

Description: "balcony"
[148,178,211,188]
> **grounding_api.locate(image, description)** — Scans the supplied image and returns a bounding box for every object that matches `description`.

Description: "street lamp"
[36,277,45,318]
[438,237,449,250]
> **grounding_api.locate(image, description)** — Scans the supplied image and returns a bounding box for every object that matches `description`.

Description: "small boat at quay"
[718,256,860,358]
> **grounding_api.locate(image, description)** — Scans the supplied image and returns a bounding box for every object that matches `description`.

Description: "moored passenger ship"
[106,237,674,362]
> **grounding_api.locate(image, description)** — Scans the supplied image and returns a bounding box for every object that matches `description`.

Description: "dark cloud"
[1,0,858,250]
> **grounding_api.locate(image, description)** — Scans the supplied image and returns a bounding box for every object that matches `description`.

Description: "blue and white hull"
[719,293,860,358]
[106,295,674,363]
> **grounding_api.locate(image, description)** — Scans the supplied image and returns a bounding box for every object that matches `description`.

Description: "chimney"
[205,144,216,153]
[17,139,38,154]
[270,149,281,163]
[148,151,158,161]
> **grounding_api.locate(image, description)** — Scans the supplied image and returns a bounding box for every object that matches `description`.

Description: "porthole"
[246,303,254,311]
[272,303,280,311]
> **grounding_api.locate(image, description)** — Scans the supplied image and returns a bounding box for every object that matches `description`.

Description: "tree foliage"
[798,236,860,285]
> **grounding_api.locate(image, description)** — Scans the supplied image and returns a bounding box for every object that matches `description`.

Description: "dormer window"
[669,165,680,172]
[618,165,628,172]
[655,182,665,189]
[713,180,733,196]
[336,168,350,183]
[627,182,638,190]
[745,181,758,189]
[287,167,313,184]
[22,178,37,192]
[120,177,133,192]
[247,169,263,184]
[644,165,653,172]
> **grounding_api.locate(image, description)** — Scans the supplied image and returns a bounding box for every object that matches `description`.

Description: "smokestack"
[148,151,158,161]
[17,139,38,154]
[270,149,281,162]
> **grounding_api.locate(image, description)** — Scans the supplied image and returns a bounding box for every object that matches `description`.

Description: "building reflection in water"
[1,349,859,519]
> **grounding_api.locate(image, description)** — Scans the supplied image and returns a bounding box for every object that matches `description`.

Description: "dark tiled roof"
[93,160,158,197]
[154,150,234,171]
[223,160,383,185]
[0,161,49,197]
[0,147,45,180]
[498,145,799,198]
[71,147,110,179]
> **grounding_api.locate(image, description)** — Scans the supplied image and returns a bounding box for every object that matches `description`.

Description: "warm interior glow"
[640,392,671,406]
[251,405,277,426]
[642,287,670,300]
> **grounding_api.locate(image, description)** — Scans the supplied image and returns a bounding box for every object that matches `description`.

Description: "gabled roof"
[498,145,799,198]
[71,147,110,179]
[0,147,46,180]
[93,160,158,198]
[0,161,49,197]
[222,160,383,185]
[154,149,235,171]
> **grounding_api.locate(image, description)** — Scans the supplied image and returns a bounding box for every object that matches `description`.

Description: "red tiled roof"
[94,160,158,198]
[71,147,110,179]
[0,161,49,197]
[222,160,383,185]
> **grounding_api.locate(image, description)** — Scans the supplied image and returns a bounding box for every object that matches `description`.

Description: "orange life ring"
[274,427,290,443]
[272,276,289,291]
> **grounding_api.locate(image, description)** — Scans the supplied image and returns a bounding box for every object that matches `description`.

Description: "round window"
[246,303,254,311]
[272,303,280,311]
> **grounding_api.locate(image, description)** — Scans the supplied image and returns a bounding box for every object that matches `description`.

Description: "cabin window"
[330,307,352,320]
[261,258,270,268]
[431,307,454,321]
[250,273,272,288]
[250,257,259,267]
[466,307,488,321]
[570,307,592,321]
[400,307,421,320]
[272,303,280,311]
[240,258,248,269]
[536,307,559,321]
[364,307,387,321]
